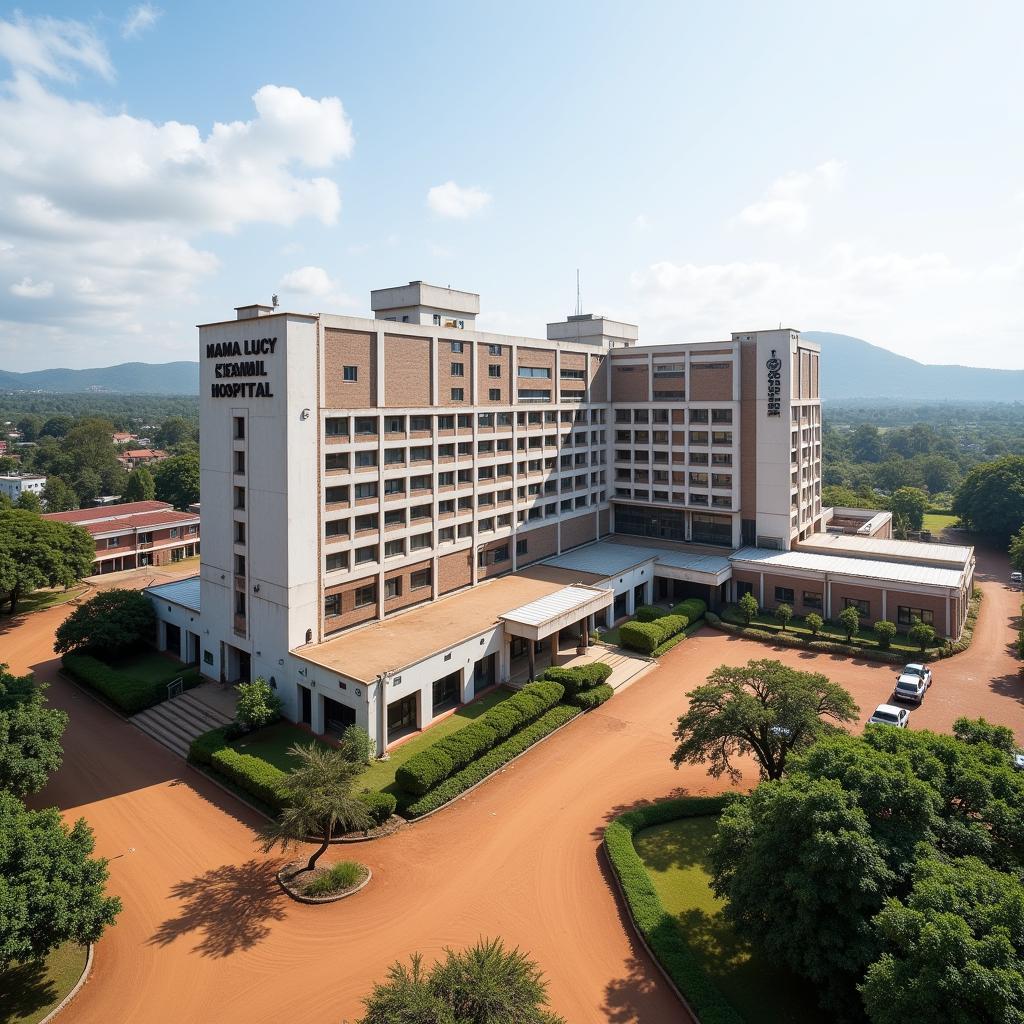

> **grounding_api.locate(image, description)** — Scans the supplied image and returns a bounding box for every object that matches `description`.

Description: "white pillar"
[626,588,636,615]
[881,589,887,622]
[945,593,951,638]
[759,572,765,606]
[460,663,473,702]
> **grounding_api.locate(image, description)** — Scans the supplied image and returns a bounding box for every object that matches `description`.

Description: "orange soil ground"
[5,546,1022,1023]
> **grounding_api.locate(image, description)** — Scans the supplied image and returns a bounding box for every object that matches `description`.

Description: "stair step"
[174,691,233,726]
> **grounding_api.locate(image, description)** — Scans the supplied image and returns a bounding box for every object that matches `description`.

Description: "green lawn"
[0,585,85,618]
[922,513,958,533]
[0,942,88,1024]
[113,650,200,686]
[229,720,334,771]
[357,686,517,795]
[635,817,827,1024]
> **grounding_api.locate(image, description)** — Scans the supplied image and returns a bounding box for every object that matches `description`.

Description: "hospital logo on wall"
[766,349,782,416]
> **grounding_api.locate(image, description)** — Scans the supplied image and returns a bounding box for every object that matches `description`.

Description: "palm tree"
[259,742,372,872]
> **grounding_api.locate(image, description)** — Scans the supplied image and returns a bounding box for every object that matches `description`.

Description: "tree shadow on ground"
[148,859,286,958]
[603,953,679,1024]
[988,670,1024,706]
[0,959,58,1023]
[632,814,718,874]
[588,787,699,844]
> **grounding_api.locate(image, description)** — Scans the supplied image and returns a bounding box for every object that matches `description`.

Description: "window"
[326,552,348,571]
[385,577,402,600]
[457,414,473,428]
[234,486,245,510]
[451,340,464,353]
[438,414,454,430]
[488,344,502,355]
[410,415,431,432]
[689,409,709,423]
[410,503,431,520]
[897,606,934,626]
[355,450,377,468]
[384,478,405,495]
[384,508,405,526]
[384,448,405,465]
[489,388,501,401]
[355,513,378,531]
[108,536,121,547]
[233,416,245,440]
[477,413,494,428]
[355,545,377,565]
[354,481,378,500]
[410,445,431,462]
[843,598,871,618]
[325,485,348,504]
[325,519,348,538]
[355,584,376,608]
[451,388,464,401]
[488,364,502,378]
[515,538,528,556]
[438,526,455,542]
[518,389,550,402]
[235,553,246,574]
[325,417,348,437]
[234,450,245,474]
[560,368,585,379]
[354,416,377,436]
[433,313,442,326]
[451,362,464,377]
[774,586,795,604]
[411,568,431,590]
[325,452,349,471]
[234,521,246,543]
[518,366,551,378]
[409,532,431,551]
[324,594,340,617]
[384,416,405,434]
[235,591,246,616]
[802,591,823,610]
[712,409,733,424]
[343,365,358,382]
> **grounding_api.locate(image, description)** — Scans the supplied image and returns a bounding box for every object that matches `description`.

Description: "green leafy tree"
[953,715,1016,752]
[805,611,823,635]
[873,620,896,649]
[154,416,198,450]
[259,743,372,871]
[954,455,1024,539]
[0,665,67,796]
[851,424,884,462]
[42,475,78,513]
[0,792,121,966]
[154,451,200,509]
[671,658,859,782]
[0,456,17,475]
[838,605,862,641]
[861,857,1024,1024]
[234,677,282,731]
[123,466,156,503]
[54,589,155,656]
[888,486,928,531]
[15,490,41,513]
[738,591,758,625]
[341,724,372,765]
[0,508,94,613]
[1009,524,1024,573]
[72,467,103,504]
[907,619,935,652]
[357,938,565,1024]
[40,415,74,439]
[774,603,792,632]
[16,415,43,442]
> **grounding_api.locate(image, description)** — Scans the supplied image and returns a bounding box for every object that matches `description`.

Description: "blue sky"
[1,1,1022,371]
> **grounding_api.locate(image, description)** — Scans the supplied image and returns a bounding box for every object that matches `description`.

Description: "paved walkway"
[10,544,1021,1023]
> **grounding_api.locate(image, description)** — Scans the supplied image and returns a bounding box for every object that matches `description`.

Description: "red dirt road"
[8,545,1023,1023]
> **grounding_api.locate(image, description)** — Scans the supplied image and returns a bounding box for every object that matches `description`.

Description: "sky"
[0,1,1022,372]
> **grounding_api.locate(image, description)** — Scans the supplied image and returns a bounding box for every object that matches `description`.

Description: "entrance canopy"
[499,584,612,642]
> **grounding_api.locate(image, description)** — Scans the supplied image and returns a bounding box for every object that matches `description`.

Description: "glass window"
[343,365,358,382]
[324,594,340,616]
[355,545,377,565]
[451,362,464,377]
[774,586,795,604]
[451,388,464,401]
[355,584,376,607]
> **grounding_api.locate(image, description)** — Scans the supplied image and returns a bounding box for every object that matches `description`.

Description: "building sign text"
[207,337,276,399]
[765,349,782,416]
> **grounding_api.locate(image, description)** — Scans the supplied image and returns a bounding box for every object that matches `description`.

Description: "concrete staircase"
[131,690,234,758]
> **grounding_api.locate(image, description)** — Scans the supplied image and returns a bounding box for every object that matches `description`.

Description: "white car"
[1011,571,1022,588]
[1013,751,1024,772]
[894,664,931,704]
[868,704,910,728]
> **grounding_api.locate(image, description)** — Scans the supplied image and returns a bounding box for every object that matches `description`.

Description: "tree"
[357,938,565,1024]
[0,456,17,475]
[838,605,862,642]
[875,459,924,494]
[154,451,199,509]
[259,743,372,872]
[0,665,67,797]
[953,715,1016,753]
[0,792,121,966]
[860,856,1024,1024]
[234,677,282,731]
[341,724,372,765]
[873,620,896,649]
[54,589,155,656]
[16,415,43,442]
[15,490,41,513]
[738,591,758,625]
[671,658,859,782]
[887,487,928,531]
[0,509,94,613]
[774,603,792,632]
[72,467,103,504]
[40,414,74,439]
[42,475,78,513]
[123,466,156,503]
[907,619,935,652]
[851,424,884,462]
[805,612,823,636]
[154,416,198,450]
[917,453,960,495]
[954,455,1024,539]
[1009,524,1024,573]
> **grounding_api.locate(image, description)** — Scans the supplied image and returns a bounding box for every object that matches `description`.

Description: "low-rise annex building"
[146,280,974,755]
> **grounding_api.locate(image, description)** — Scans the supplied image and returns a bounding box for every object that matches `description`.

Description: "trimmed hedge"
[63,653,201,714]
[405,705,579,818]
[604,796,742,1024]
[671,598,707,623]
[620,614,689,655]
[568,683,613,710]
[635,605,668,623]
[358,790,397,825]
[541,662,613,695]
[210,746,286,809]
[396,680,565,795]
[189,725,230,766]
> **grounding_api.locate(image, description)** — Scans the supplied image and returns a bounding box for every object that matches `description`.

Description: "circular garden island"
[277,859,371,904]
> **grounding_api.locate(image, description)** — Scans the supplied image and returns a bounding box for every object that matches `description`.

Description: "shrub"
[738,592,759,625]
[671,598,707,623]
[405,706,579,818]
[541,662,612,695]
[189,725,230,766]
[357,790,397,825]
[620,615,688,655]
[62,654,200,714]
[396,747,456,796]
[54,589,155,657]
[340,724,372,764]
[874,620,897,649]
[303,860,367,897]
[806,612,823,636]
[604,797,741,1024]
[483,703,526,739]
[435,720,498,766]
[209,746,286,809]
[775,603,793,631]
[568,683,613,710]
[908,619,936,651]
[235,677,282,731]
[635,605,666,623]
[837,605,861,641]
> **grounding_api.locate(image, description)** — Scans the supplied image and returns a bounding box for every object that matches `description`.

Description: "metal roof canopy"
[798,532,973,567]
[146,576,201,612]
[541,540,732,584]
[499,584,612,641]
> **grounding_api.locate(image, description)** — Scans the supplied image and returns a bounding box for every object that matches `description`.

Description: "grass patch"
[922,513,958,533]
[302,860,367,898]
[229,721,334,772]
[0,586,85,618]
[598,625,622,645]
[635,817,827,1024]
[357,685,517,796]
[0,942,87,1024]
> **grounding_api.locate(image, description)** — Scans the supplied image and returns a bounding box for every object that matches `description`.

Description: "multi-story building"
[0,473,46,501]
[147,281,974,754]
[44,500,200,574]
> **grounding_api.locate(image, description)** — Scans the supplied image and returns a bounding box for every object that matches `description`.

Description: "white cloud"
[0,15,356,365]
[427,181,492,219]
[0,13,112,81]
[10,276,54,298]
[278,265,353,308]
[734,160,845,233]
[632,214,651,230]
[122,4,162,40]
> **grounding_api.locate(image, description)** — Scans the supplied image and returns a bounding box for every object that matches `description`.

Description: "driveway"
[11,544,1021,1023]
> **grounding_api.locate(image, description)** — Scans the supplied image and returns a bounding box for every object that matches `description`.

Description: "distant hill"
[0,361,199,395]
[804,332,1024,402]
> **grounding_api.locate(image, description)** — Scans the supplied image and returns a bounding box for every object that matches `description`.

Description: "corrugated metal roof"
[500,584,610,627]
[147,576,201,611]
[800,533,973,566]
[542,541,732,579]
[731,547,965,589]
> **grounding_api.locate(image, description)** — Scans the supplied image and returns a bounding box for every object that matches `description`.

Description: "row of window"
[105,524,197,549]
[615,471,733,488]
[613,488,733,509]
[613,430,734,447]
[614,408,732,425]
[770,587,936,625]
[324,566,435,616]
[325,408,605,438]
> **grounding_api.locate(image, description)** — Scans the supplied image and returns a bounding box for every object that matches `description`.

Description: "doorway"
[473,653,496,692]
[387,694,418,742]
[164,623,181,659]
[322,696,355,738]
[299,685,312,726]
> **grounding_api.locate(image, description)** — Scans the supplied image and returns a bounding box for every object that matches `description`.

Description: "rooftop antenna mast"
[574,269,582,316]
